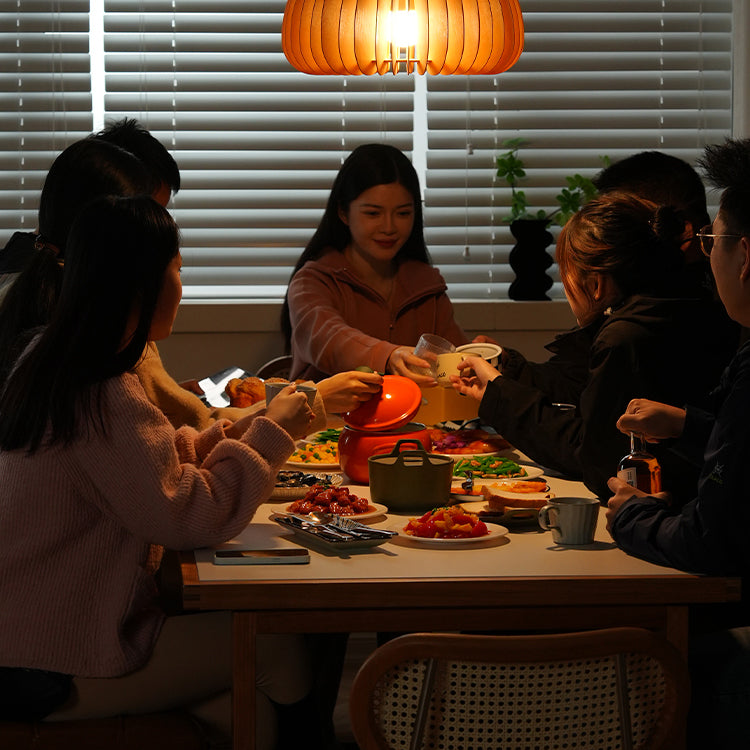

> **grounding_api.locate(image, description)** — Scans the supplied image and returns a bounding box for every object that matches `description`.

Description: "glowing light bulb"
[389,10,418,48]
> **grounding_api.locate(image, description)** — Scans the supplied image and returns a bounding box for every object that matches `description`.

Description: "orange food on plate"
[489,479,549,493]
[403,505,489,539]
[287,485,371,516]
[225,377,265,407]
[428,428,510,455]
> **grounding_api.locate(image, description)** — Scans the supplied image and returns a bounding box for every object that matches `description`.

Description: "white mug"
[538,497,599,545]
[434,352,466,386]
[456,342,503,369]
[264,381,317,407]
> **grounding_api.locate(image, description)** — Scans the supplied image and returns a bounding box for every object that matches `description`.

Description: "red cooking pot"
[338,376,428,484]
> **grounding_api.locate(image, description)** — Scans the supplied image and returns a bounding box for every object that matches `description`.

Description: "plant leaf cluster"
[496,138,607,225]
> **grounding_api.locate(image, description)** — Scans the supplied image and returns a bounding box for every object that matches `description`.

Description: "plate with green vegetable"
[451,455,543,480]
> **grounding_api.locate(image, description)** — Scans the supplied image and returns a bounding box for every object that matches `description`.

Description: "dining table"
[167,460,741,750]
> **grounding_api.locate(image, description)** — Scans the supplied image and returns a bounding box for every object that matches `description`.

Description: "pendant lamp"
[282,0,524,75]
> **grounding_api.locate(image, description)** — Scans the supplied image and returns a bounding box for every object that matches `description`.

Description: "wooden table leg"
[232,611,257,750]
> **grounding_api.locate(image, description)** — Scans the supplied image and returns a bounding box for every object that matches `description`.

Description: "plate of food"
[451,455,544,480]
[428,428,511,457]
[394,505,508,547]
[285,428,342,470]
[268,471,344,501]
[459,488,550,524]
[285,484,387,520]
[450,477,552,501]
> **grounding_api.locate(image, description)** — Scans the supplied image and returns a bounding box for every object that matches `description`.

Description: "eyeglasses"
[696,225,744,257]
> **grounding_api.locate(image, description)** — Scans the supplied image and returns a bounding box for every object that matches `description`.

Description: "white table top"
[193,467,692,584]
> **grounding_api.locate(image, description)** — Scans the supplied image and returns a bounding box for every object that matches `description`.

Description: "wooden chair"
[349,628,689,750]
[255,355,293,381]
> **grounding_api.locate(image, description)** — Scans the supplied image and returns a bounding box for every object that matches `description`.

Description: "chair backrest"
[349,628,689,750]
[255,355,293,381]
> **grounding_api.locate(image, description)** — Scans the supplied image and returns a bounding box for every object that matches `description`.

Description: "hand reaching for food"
[265,385,315,440]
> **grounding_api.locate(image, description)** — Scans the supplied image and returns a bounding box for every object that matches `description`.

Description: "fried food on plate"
[225,377,265,407]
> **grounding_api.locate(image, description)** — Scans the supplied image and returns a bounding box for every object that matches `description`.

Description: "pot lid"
[343,375,422,432]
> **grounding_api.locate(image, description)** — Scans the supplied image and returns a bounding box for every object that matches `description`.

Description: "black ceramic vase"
[508,218,554,300]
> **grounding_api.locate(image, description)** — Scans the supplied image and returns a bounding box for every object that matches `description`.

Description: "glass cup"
[411,334,456,377]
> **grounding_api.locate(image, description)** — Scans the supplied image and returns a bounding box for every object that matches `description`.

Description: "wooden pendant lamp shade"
[281,0,524,75]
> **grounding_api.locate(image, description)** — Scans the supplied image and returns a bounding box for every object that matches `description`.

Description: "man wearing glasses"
[605,138,750,749]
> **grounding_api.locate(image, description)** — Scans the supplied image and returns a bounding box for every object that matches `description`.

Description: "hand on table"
[386,346,438,386]
[616,399,686,443]
[448,356,500,401]
[605,475,671,534]
[317,370,384,414]
[265,385,315,440]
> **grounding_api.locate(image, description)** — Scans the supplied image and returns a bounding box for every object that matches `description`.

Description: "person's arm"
[74,374,297,550]
[287,266,399,374]
[608,352,750,575]
[134,342,213,430]
[478,373,586,478]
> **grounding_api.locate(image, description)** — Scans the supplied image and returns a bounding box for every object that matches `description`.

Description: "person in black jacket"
[606,138,750,749]
[452,191,731,501]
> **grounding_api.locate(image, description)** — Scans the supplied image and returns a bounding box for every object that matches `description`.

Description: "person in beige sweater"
[135,340,383,436]
[0,196,314,748]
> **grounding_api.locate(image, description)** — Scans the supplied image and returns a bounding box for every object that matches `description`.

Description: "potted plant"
[495,138,606,300]
[495,137,601,225]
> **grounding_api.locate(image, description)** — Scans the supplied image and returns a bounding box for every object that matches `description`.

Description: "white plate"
[452,479,552,504]
[284,459,341,471]
[455,500,544,527]
[392,522,509,547]
[284,502,389,521]
[459,499,545,514]
[433,450,501,459]
[452,461,544,480]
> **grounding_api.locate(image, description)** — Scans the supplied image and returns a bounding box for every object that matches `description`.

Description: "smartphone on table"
[213,548,310,565]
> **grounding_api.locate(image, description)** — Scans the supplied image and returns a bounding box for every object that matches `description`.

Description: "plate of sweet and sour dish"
[391,505,508,548]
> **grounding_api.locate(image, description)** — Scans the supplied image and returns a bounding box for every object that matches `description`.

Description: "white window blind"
[425,0,733,299]
[0,2,92,233]
[1,1,733,302]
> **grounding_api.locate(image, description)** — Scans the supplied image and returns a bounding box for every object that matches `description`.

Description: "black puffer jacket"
[480,293,739,500]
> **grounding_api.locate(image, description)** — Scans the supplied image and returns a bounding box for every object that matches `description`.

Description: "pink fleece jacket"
[287,251,467,380]
[0,371,294,678]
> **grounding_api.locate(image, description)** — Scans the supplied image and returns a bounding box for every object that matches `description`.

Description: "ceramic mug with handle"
[538,497,599,545]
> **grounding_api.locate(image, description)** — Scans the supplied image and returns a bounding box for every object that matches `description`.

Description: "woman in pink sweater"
[0,196,314,748]
[281,144,468,381]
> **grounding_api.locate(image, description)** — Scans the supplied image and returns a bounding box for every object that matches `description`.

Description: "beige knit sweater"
[0,372,294,678]
[135,342,326,434]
